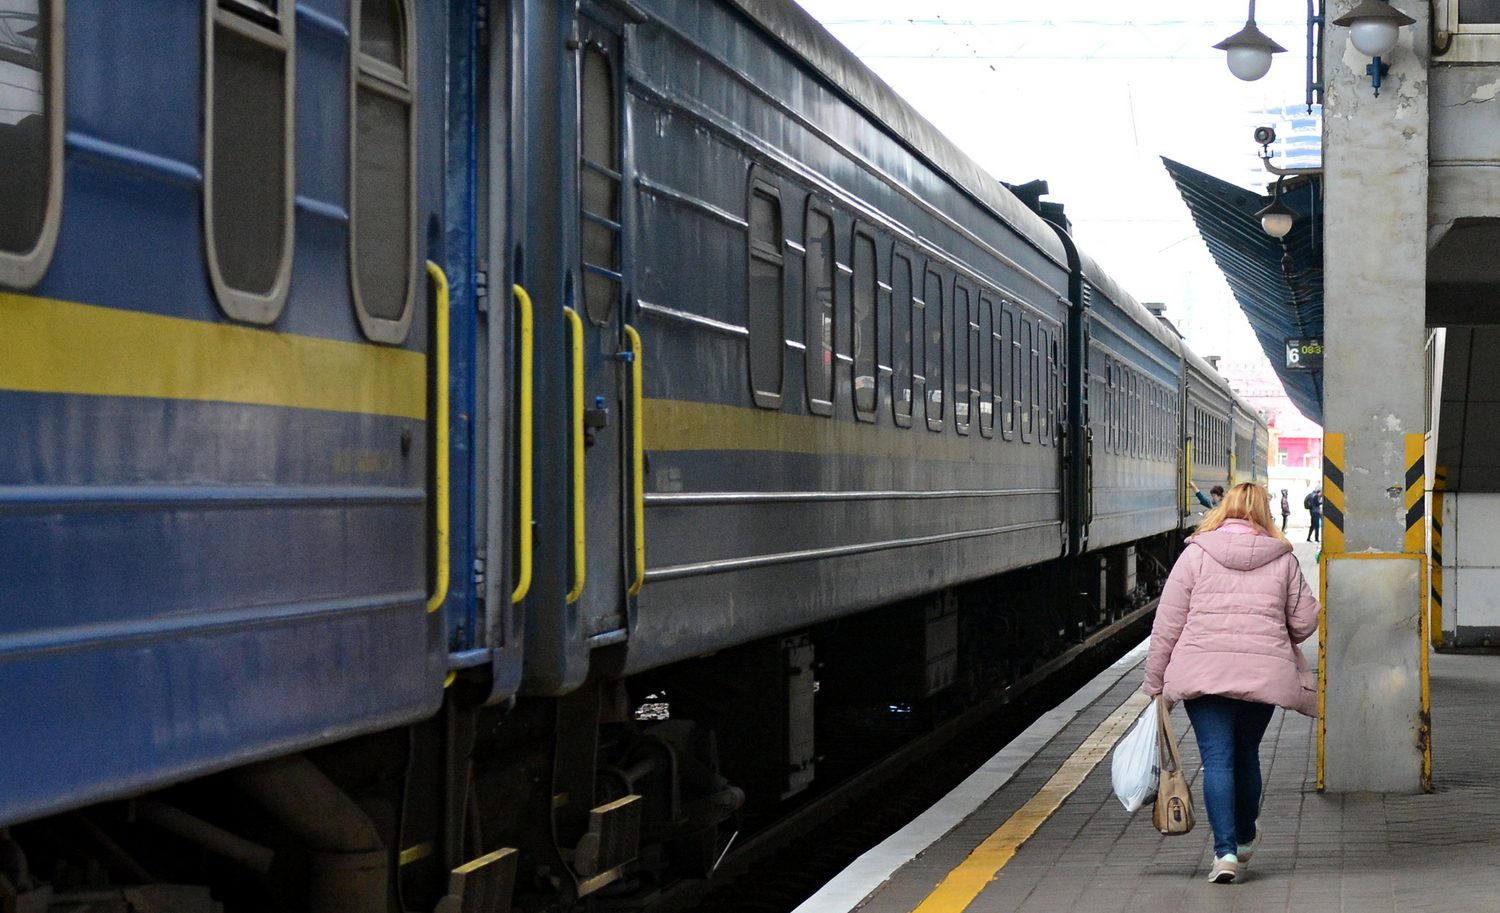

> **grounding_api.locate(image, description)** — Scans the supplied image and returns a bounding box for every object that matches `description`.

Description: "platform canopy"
[1163,157,1323,425]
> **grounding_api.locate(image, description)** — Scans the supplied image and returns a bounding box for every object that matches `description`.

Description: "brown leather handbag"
[1152,697,1197,835]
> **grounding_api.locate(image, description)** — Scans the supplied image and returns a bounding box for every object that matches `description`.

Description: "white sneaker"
[1237,824,1262,863]
[1208,853,1240,884]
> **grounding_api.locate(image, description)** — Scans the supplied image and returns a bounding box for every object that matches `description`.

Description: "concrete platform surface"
[799,540,1500,913]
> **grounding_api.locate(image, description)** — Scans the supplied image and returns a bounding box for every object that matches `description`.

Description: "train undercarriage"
[1,534,1180,913]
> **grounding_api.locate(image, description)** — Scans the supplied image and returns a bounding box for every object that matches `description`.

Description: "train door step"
[574,794,644,896]
[433,847,518,913]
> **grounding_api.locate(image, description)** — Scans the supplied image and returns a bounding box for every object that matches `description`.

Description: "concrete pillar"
[1319,0,1431,793]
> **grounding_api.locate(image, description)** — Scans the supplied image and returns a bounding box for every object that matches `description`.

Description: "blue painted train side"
[0,0,451,826]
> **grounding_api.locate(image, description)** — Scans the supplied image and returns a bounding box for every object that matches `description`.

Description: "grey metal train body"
[506,0,1268,702]
[1070,252,1186,552]
[1182,350,1269,512]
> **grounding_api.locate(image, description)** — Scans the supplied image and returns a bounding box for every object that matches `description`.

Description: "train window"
[1052,337,1062,445]
[952,282,970,433]
[1036,326,1049,446]
[978,296,994,437]
[1152,382,1164,455]
[580,37,622,326]
[205,0,296,324]
[0,0,61,289]
[1030,325,1041,446]
[1020,315,1034,443]
[924,267,945,431]
[747,179,784,409]
[351,0,417,343]
[891,251,914,427]
[1110,362,1120,453]
[852,230,877,418]
[805,206,835,414]
[1043,329,1056,446]
[1004,306,1017,439]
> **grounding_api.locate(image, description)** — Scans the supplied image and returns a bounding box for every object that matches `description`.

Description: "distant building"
[1214,356,1323,504]
[1246,104,1321,190]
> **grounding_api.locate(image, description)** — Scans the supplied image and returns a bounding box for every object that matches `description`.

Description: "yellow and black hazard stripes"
[1405,434,1425,554]
[1321,433,1427,556]
[1431,466,1446,648]
[1322,433,1345,554]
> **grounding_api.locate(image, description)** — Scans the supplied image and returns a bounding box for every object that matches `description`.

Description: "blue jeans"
[1182,695,1275,858]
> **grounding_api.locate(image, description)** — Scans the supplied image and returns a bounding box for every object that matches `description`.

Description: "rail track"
[637,602,1157,913]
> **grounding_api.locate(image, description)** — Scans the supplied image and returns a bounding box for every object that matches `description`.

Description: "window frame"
[575,23,625,329]
[203,0,297,324]
[1019,314,1034,443]
[348,0,419,343]
[0,0,63,290]
[1437,0,1500,61]
[951,279,971,435]
[890,248,914,428]
[978,294,995,439]
[1001,304,1016,440]
[747,172,786,410]
[851,225,878,422]
[922,264,945,432]
[804,199,837,417]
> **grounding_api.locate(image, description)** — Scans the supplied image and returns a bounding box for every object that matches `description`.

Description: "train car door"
[571,7,632,642]
[1073,312,1094,554]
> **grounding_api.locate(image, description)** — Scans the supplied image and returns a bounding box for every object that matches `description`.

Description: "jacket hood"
[1190,519,1292,570]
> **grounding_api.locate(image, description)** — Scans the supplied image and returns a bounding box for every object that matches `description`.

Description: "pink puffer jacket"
[1143,519,1320,716]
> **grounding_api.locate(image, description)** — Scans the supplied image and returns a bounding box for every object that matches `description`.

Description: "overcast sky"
[797,0,1318,359]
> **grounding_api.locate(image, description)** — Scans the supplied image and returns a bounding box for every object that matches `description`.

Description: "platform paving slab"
[851,541,1500,913]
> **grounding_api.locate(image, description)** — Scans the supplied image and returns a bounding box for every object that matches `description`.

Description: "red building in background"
[1213,357,1323,503]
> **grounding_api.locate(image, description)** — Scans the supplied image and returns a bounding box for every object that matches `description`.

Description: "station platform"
[795,540,1500,913]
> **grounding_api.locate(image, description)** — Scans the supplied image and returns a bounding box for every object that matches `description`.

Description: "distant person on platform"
[1192,483,1225,511]
[1279,489,1291,531]
[1304,488,1322,542]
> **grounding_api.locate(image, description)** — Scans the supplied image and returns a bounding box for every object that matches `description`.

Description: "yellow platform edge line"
[0,292,427,419]
[912,691,1153,913]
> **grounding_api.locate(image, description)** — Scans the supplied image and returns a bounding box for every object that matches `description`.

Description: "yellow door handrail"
[625,325,645,597]
[511,285,536,604]
[564,307,586,604]
[426,262,451,615]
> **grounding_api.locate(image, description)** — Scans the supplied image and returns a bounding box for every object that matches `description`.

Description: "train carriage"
[0,0,457,827]
[615,0,1077,675]
[1072,255,1186,552]
[1183,349,1243,515]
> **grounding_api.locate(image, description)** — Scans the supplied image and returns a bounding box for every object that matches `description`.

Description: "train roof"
[726,0,1070,269]
[1075,247,1185,357]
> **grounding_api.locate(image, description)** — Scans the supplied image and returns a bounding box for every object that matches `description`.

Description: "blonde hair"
[1195,482,1288,542]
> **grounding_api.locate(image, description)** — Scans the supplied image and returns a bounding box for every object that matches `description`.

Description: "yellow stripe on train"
[0,292,427,420]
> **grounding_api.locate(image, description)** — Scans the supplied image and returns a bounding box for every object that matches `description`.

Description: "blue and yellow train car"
[0,0,458,825]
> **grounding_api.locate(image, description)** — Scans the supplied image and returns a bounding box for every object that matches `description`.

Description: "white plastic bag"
[1111,699,1161,813]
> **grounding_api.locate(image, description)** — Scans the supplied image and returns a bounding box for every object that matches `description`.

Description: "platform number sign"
[1285,337,1323,371]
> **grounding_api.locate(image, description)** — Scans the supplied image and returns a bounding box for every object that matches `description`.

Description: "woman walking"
[1143,483,1319,884]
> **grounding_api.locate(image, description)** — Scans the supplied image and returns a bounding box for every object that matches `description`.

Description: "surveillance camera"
[1253,126,1276,146]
